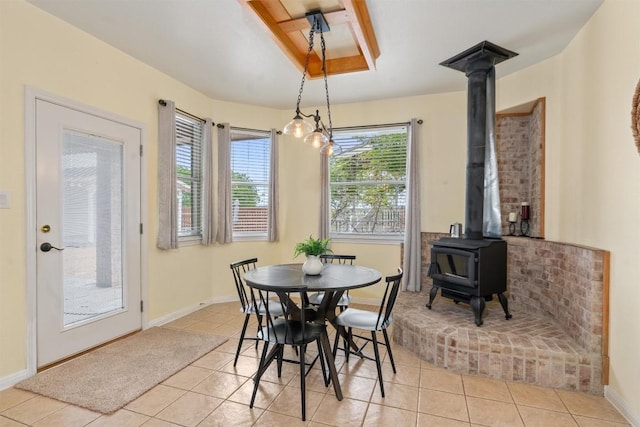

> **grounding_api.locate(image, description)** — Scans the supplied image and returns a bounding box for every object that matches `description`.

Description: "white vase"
[302,255,323,275]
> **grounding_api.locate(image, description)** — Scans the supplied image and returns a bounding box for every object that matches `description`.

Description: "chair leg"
[382,328,397,373]
[342,331,349,360]
[332,326,341,360]
[254,314,263,349]
[345,328,353,363]
[277,345,284,378]
[234,313,251,367]
[299,343,307,421]
[316,338,329,387]
[250,342,270,408]
[371,331,385,398]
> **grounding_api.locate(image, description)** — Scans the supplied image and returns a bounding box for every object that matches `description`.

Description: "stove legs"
[497,292,513,320]
[428,287,512,326]
[426,285,439,309]
[470,296,485,326]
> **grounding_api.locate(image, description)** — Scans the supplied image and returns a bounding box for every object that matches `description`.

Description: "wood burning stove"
[427,41,517,326]
[427,237,511,326]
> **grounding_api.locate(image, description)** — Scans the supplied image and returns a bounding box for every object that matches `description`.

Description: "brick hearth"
[393,233,609,394]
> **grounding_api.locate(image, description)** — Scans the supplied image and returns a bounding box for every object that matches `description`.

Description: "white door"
[35,99,142,367]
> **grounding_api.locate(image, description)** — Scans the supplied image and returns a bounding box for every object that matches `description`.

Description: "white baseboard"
[147,296,237,328]
[0,369,31,391]
[605,385,640,426]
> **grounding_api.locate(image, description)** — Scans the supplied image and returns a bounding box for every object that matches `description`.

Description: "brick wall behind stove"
[504,236,606,355]
[496,101,544,238]
[420,233,607,355]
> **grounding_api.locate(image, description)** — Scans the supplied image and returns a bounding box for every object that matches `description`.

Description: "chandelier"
[283,11,341,156]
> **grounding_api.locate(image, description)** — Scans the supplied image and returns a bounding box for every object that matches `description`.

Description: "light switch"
[0,191,10,209]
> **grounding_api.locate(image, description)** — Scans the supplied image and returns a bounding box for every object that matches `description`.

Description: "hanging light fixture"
[283,11,341,156]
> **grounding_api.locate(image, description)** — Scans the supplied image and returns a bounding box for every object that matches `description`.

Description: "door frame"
[24,86,148,375]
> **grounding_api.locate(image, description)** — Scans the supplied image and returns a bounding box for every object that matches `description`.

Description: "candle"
[508,212,517,223]
[521,202,530,220]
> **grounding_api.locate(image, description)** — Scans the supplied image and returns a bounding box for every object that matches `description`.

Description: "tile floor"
[0,302,631,426]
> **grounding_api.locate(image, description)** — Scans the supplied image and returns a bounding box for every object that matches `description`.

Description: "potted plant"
[294,236,332,275]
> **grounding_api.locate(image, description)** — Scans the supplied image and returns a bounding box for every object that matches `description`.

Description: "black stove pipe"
[465,58,492,240]
[440,41,518,240]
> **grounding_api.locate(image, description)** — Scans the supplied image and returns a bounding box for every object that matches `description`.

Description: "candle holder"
[507,212,518,236]
[520,202,531,237]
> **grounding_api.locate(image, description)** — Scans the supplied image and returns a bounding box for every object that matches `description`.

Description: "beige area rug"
[16,327,227,414]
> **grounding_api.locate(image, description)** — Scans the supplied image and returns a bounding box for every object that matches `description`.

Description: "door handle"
[40,242,64,252]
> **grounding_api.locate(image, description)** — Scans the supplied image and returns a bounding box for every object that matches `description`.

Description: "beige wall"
[498,0,640,417]
[560,0,639,414]
[1,0,639,420]
[0,0,285,378]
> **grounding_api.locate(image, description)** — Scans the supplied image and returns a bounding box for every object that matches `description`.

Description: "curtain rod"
[216,123,282,135]
[158,99,215,126]
[332,120,422,132]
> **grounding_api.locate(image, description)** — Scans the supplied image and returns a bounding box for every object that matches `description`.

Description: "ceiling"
[26,0,603,110]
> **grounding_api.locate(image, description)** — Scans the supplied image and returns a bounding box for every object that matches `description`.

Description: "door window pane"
[62,131,124,326]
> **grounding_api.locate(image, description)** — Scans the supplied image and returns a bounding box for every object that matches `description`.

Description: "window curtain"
[216,123,233,243]
[267,129,279,241]
[402,118,422,291]
[319,153,329,240]
[201,119,215,245]
[157,99,178,249]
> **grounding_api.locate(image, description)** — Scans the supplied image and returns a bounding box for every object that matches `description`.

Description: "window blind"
[230,128,271,236]
[329,124,408,238]
[175,112,203,237]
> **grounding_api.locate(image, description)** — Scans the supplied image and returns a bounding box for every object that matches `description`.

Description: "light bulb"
[320,140,342,156]
[304,130,328,148]
[283,116,313,138]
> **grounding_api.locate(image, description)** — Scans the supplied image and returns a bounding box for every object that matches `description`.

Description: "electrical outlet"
[0,191,10,209]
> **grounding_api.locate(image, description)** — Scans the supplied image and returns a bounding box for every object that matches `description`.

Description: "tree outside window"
[230,128,271,237]
[329,125,407,239]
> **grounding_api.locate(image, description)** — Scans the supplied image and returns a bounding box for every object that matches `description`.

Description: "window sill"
[178,236,202,247]
[329,235,403,245]
[233,233,268,242]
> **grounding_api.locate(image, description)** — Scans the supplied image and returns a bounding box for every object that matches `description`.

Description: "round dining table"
[243,263,382,401]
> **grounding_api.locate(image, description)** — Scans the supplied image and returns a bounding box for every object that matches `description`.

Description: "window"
[328,124,408,241]
[175,111,204,239]
[230,128,271,239]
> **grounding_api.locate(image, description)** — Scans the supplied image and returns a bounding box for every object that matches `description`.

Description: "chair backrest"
[320,254,356,265]
[257,288,310,345]
[376,268,403,328]
[230,258,258,312]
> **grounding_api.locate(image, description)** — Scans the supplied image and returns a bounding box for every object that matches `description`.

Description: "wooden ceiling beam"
[239,0,379,77]
[307,56,370,77]
[240,0,307,72]
[343,0,380,70]
[278,10,351,34]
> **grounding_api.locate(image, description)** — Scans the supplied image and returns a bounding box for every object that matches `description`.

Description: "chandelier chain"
[295,23,316,113]
[320,31,333,140]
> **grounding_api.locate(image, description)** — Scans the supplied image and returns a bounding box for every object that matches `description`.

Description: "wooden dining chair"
[307,254,356,310]
[332,268,403,397]
[229,258,284,367]
[250,288,331,421]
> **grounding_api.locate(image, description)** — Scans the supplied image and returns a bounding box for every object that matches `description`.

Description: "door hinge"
[140,223,143,234]
[140,145,143,156]
[140,300,144,312]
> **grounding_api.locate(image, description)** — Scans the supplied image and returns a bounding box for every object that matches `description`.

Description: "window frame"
[175,111,205,243]
[326,124,408,243]
[229,127,272,241]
